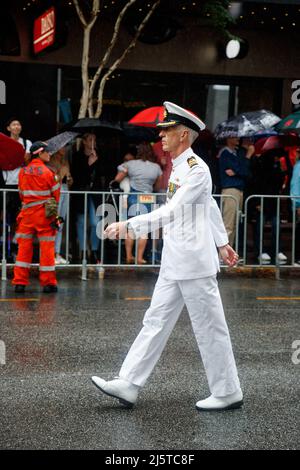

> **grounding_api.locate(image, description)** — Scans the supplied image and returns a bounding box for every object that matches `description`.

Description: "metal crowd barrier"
[243,194,300,270]
[1,188,299,281]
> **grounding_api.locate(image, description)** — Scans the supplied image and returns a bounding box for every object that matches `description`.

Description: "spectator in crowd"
[218,137,254,249]
[50,147,73,265]
[112,142,162,264]
[119,146,137,193]
[5,117,32,161]
[290,148,300,266]
[0,118,32,261]
[247,149,288,264]
[152,140,172,192]
[71,133,106,264]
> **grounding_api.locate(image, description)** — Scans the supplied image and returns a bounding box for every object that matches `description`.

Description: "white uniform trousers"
[119,274,240,397]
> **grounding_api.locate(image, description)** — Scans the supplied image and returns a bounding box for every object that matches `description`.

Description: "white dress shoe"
[55,254,68,265]
[277,252,287,264]
[91,376,139,407]
[196,389,243,411]
[258,253,271,265]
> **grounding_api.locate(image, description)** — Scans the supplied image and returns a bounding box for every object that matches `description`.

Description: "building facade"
[0,0,299,140]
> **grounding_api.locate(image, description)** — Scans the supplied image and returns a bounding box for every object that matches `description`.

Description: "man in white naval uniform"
[92,102,243,411]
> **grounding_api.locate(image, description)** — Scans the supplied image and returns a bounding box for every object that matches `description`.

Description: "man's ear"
[180,129,188,141]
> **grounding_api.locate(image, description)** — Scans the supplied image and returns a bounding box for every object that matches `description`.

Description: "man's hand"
[225,169,235,177]
[245,144,255,158]
[104,221,128,239]
[219,244,239,267]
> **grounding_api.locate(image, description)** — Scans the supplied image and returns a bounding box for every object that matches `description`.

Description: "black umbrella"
[122,123,158,143]
[214,110,281,140]
[70,118,122,134]
[46,131,80,154]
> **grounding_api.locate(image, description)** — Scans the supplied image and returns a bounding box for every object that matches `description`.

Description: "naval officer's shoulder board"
[187,156,198,169]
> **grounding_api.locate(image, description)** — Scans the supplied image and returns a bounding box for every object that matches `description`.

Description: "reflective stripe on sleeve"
[38,236,56,242]
[20,190,51,196]
[39,266,55,271]
[15,261,31,268]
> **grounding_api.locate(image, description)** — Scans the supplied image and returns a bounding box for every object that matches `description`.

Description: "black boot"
[43,285,58,293]
[15,285,25,293]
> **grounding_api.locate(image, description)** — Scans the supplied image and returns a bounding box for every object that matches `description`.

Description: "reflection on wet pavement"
[0,273,299,450]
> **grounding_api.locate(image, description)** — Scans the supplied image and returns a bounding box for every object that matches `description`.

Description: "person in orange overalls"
[12,141,61,293]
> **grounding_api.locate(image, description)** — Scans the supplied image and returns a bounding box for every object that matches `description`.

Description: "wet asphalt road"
[0,271,299,450]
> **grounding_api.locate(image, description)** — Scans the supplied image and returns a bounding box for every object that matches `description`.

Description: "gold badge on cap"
[187,156,198,168]
[163,108,168,120]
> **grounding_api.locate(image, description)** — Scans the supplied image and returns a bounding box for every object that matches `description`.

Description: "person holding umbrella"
[91,102,243,412]
[71,133,106,264]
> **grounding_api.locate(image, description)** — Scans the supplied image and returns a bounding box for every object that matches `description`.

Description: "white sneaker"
[91,376,139,407]
[258,252,271,264]
[55,255,68,265]
[277,252,287,264]
[196,389,243,411]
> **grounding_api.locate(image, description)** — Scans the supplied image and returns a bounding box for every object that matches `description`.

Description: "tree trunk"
[73,0,100,118]
[78,25,92,118]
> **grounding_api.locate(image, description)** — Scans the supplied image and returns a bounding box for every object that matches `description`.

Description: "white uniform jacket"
[128,147,228,279]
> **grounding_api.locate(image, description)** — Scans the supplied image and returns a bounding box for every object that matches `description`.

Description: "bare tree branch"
[72,0,87,27]
[74,0,161,118]
[95,0,160,117]
[73,0,100,27]
[88,0,139,116]
[73,0,100,117]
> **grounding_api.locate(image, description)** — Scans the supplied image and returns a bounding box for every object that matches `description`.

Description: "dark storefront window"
[61,68,282,130]
[0,62,57,141]
[0,61,283,140]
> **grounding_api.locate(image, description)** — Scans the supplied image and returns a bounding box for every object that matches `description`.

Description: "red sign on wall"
[33,7,56,54]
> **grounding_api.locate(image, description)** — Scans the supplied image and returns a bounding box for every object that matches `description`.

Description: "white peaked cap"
[157,101,206,132]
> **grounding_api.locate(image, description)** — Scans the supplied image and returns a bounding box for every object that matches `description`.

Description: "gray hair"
[177,125,199,145]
